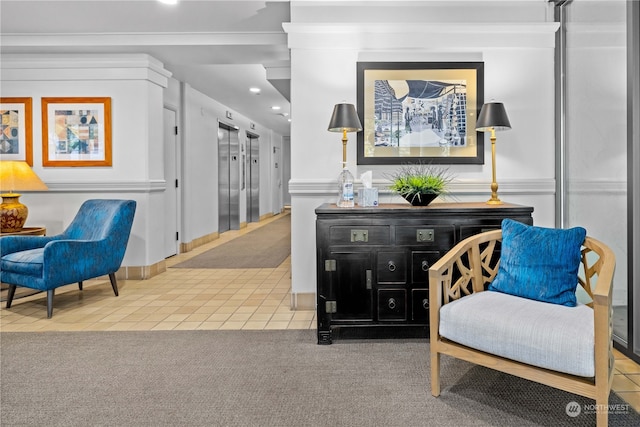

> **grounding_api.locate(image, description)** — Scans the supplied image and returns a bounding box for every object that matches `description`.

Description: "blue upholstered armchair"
[0,199,136,318]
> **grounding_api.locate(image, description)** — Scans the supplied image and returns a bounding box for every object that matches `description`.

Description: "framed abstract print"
[0,97,33,166]
[42,97,112,167]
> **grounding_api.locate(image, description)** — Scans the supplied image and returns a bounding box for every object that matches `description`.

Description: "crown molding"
[284,22,560,49]
[0,53,172,87]
[1,32,287,48]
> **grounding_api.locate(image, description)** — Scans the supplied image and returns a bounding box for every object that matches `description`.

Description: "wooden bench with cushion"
[429,219,616,427]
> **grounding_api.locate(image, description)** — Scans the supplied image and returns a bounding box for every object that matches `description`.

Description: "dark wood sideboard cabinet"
[315,202,534,344]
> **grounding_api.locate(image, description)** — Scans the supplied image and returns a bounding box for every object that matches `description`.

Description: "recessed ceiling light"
[158,0,178,5]
[271,106,281,110]
[249,87,261,94]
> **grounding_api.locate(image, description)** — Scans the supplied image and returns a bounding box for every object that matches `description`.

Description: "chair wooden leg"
[78,281,83,291]
[6,285,17,308]
[108,273,119,296]
[46,289,55,318]
[596,406,608,427]
[431,348,441,397]
[595,387,609,427]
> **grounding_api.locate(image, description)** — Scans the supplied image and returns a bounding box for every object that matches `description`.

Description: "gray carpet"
[1,330,638,427]
[172,214,290,269]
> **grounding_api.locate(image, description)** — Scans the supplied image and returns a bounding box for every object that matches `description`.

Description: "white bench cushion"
[439,290,595,377]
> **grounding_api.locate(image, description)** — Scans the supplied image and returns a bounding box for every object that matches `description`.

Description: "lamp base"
[486,176,503,205]
[0,193,28,233]
[486,198,503,205]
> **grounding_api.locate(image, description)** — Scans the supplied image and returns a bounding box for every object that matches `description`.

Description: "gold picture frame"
[0,97,33,166]
[42,97,112,167]
[357,62,484,165]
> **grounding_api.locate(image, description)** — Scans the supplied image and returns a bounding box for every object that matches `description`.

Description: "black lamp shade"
[476,102,511,132]
[328,103,362,133]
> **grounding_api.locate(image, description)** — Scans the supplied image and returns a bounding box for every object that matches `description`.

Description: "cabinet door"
[329,251,374,321]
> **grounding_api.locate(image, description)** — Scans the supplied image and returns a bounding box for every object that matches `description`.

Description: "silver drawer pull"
[421,260,429,271]
[351,229,369,242]
[388,298,396,310]
[422,299,429,309]
[416,229,435,242]
[388,261,396,272]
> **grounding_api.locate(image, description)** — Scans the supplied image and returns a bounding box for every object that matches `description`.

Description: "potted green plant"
[387,162,454,206]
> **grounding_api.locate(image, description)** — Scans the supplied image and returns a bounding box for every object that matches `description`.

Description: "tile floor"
[0,213,309,332]
[1,212,639,414]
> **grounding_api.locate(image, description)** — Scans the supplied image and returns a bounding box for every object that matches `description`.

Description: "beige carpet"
[172,214,291,269]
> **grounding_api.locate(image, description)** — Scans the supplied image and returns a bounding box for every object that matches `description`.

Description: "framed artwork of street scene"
[357,62,484,165]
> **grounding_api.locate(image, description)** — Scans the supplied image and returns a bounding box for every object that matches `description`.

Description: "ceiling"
[0,0,292,136]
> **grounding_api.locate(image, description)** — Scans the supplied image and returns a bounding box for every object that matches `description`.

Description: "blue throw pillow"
[488,219,586,307]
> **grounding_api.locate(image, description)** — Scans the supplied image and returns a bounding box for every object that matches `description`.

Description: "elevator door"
[218,123,240,233]
[246,132,260,223]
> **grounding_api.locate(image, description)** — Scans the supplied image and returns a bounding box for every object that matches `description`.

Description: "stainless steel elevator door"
[246,133,260,223]
[218,124,240,233]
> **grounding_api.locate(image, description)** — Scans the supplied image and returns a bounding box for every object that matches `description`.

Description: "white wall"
[0,54,170,267]
[286,1,559,300]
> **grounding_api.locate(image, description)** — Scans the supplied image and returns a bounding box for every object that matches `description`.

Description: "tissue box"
[358,188,379,207]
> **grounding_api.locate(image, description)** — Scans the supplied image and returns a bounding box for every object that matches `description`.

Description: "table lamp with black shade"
[328,102,362,207]
[475,102,512,205]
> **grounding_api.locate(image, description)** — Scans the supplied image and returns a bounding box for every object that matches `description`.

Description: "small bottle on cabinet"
[337,164,355,207]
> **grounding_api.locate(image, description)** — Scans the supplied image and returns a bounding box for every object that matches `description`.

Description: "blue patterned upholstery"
[2,248,44,276]
[1,199,136,318]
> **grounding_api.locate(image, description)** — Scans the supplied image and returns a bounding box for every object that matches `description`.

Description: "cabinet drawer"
[411,288,429,323]
[329,225,390,245]
[377,251,406,284]
[378,289,407,321]
[459,223,502,241]
[395,225,455,248]
[458,217,532,241]
[411,251,441,284]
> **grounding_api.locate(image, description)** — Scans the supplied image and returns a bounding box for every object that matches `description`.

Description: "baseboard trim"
[180,231,219,253]
[291,292,316,311]
[116,260,167,280]
[259,212,274,221]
